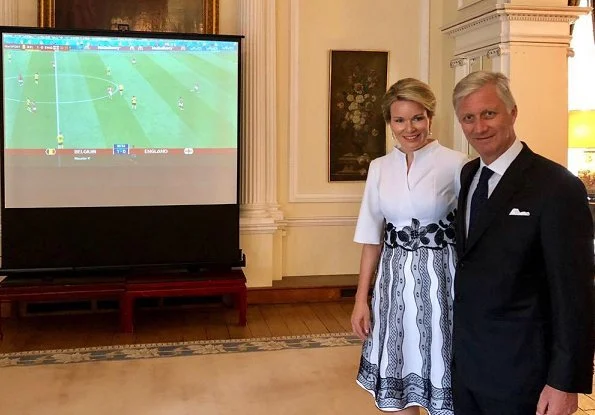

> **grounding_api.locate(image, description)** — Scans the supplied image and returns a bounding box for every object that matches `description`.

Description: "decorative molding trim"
[264,0,279,211]
[288,0,430,203]
[442,5,591,38]
[450,58,468,68]
[284,216,358,228]
[419,0,430,82]
[240,215,283,234]
[486,45,510,58]
[288,0,301,203]
[486,47,501,58]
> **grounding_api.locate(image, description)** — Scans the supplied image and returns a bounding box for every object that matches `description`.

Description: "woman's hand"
[351,300,371,340]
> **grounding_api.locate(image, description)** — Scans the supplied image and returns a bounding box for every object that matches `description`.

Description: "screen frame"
[0,25,244,275]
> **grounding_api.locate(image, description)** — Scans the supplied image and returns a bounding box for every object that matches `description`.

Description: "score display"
[113,144,129,155]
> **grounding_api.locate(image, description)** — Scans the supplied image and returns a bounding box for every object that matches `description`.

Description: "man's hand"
[536,385,578,415]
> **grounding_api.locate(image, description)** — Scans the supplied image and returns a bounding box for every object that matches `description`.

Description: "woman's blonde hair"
[381,78,436,123]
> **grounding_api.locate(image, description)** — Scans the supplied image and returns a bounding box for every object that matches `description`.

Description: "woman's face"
[389,99,432,154]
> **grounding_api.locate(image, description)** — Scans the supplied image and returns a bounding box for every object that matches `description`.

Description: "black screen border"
[0,26,244,275]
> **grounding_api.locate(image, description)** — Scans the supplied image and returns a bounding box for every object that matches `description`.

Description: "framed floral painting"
[328,50,389,182]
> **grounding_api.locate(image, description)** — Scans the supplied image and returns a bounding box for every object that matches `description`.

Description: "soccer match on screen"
[2,33,239,161]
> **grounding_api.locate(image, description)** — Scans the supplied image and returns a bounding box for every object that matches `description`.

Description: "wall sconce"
[569,109,595,148]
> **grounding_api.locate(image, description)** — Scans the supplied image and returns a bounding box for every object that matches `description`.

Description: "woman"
[351,78,467,414]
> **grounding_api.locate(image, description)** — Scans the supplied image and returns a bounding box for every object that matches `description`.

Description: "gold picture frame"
[37,0,219,34]
[328,50,389,182]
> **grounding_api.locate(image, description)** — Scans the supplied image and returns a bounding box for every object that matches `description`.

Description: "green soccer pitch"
[2,49,238,150]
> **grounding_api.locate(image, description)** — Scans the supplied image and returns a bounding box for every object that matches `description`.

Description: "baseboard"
[246,274,359,304]
[247,286,356,304]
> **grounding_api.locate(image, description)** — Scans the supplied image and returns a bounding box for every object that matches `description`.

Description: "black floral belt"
[384,210,456,250]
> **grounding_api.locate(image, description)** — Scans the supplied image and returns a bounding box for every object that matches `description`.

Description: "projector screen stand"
[0,269,247,339]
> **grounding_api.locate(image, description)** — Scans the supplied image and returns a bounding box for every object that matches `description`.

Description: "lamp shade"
[569,110,595,148]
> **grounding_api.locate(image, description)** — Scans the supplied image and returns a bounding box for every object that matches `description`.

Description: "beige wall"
[431,0,457,150]
[219,0,239,34]
[277,0,432,277]
[18,0,37,26]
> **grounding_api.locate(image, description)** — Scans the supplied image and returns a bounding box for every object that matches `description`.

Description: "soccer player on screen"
[131,95,137,110]
[17,73,23,86]
[192,82,200,93]
[34,72,39,85]
[26,98,32,112]
[119,84,124,96]
[107,86,113,100]
[178,96,184,111]
[106,65,111,76]
[31,100,37,114]
[7,51,11,63]
[57,132,64,149]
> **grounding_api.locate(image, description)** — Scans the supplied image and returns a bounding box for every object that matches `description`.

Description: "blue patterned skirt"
[357,219,456,414]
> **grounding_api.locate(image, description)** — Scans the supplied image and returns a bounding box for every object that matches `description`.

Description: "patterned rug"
[0,332,379,415]
[0,332,361,367]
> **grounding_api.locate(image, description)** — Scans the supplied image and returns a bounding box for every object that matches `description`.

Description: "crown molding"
[442,5,591,38]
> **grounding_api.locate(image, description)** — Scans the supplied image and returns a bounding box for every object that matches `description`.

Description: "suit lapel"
[457,158,479,254]
[464,144,534,254]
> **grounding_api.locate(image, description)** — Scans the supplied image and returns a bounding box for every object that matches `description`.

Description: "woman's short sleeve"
[354,159,384,244]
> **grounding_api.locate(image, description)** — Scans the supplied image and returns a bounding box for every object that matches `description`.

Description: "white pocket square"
[509,208,530,216]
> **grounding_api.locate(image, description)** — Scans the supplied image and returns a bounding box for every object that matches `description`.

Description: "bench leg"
[238,288,247,326]
[120,294,135,333]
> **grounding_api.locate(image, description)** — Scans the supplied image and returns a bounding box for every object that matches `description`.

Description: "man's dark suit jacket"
[454,142,594,401]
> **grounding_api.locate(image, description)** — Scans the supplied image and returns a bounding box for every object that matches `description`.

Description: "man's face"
[455,84,517,165]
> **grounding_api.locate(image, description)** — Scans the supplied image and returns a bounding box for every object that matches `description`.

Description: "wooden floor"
[1,298,594,414]
[0,299,354,353]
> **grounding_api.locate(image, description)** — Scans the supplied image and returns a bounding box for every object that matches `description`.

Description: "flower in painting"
[334,64,381,139]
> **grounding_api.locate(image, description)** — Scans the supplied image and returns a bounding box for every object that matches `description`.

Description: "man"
[451,70,593,415]
[131,95,137,110]
[57,131,64,149]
